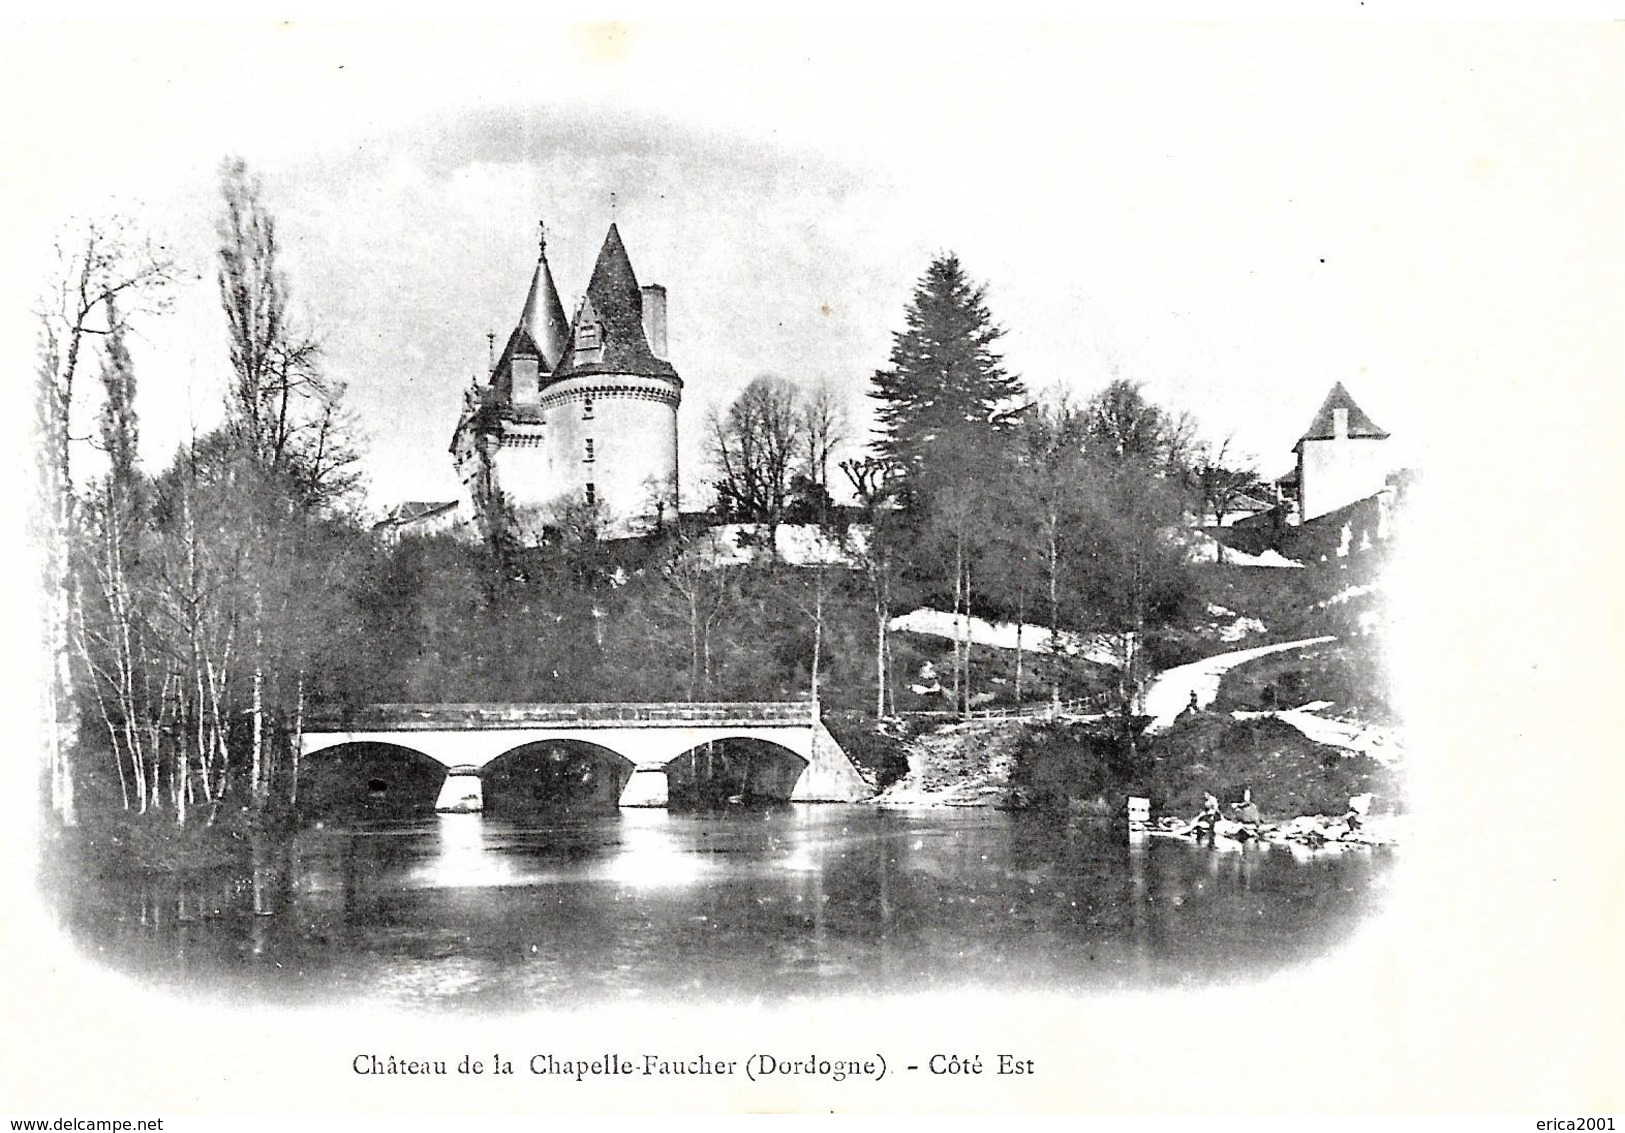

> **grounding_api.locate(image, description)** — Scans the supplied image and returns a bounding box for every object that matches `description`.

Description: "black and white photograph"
[2,16,1621,1123]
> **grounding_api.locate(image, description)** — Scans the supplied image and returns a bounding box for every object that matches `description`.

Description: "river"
[55,805,1395,1008]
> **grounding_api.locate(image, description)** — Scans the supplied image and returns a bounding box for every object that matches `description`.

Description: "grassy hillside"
[1210,639,1397,722]
[1009,711,1402,820]
[886,632,1119,712]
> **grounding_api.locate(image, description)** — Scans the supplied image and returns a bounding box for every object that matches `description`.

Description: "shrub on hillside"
[1007,711,1401,819]
[1145,713,1399,818]
[1210,640,1396,721]
[1187,558,1380,643]
[1008,722,1134,813]
[823,711,911,790]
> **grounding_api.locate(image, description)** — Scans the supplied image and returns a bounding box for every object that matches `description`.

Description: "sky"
[5,22,1624,516]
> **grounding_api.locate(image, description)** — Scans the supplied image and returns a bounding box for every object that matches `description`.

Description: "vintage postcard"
[2,18,1620,1123]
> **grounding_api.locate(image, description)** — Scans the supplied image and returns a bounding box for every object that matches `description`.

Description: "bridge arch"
[479,738,636,816]
[298,740,448,821]
[664,736,809,807]
[298,702,874,808]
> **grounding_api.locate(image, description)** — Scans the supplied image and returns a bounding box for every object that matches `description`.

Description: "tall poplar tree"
[214,157,359,807]
[868,254,1027,508]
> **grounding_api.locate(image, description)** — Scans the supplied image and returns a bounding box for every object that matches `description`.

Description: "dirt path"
[1141,635,1337,734]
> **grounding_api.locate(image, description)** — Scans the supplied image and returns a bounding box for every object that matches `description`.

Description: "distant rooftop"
[375,501,459,527]
[1293,382,1389,451]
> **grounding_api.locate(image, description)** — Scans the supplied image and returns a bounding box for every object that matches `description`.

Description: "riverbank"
[871,716,1032,806]
[48,806,293,878]
[868,707,1403,838]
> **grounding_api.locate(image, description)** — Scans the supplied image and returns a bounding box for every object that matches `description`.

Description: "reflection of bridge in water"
[299,702,873,815]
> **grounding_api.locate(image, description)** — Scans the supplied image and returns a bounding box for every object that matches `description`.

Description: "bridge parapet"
[305,701,818,732]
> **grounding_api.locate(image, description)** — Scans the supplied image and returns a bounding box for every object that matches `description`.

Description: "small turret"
[519,225,571,372]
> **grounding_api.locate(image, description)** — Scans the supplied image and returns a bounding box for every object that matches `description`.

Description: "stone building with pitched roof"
[451,224,681,543]
[1291,382,1390,523]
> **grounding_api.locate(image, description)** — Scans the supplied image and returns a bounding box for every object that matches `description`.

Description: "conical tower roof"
[1293,382,1388,452]
[553,223,679,382]
[519,249,571,371]
[480,239,572,420]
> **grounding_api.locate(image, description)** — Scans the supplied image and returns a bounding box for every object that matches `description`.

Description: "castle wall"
[539,375,680,538]
[1299,437,1389,522]
[490,434,553,541]
[450,432,481,531]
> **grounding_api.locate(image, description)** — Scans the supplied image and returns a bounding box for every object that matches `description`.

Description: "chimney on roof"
[641,284,667,359]
[513,342,540,408]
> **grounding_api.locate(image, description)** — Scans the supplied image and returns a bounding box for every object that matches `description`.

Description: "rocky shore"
[868,709,1404,848]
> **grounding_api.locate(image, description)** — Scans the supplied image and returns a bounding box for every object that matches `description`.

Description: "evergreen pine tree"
[869,254,1027,506]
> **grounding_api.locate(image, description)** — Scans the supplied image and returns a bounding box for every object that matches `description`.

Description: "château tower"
[1291,382,1389,522]
[451,224,681,543]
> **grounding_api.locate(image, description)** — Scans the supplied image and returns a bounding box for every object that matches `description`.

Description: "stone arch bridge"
[299,701,873,812]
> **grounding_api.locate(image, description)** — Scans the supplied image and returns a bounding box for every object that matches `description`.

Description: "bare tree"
[840,456,900,718]
[216,157,360,806]
[800,378,849,503]
[653,536,740,701]
[927,458,1008,717]
[72,307,157,815]
[216,157,360,509]
[795,563,837,706]
[1019,401,1091,709]
[933,484,979,717]
[1193,438,1260,530]
[32,217,173,826]
[1080,378,1202,491]
[1072,455,1194,734]
[707,375,805,538]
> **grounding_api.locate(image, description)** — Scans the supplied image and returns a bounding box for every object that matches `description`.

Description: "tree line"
[704,252,1264,722]
[33,168,1264,831]
[34,161,361,828]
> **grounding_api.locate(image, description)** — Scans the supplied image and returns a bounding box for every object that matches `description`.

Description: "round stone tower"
[452,223,681,543]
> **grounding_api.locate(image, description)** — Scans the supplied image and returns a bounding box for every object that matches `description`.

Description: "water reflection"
[601,809,712,889]
[53,806,1393,1008]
